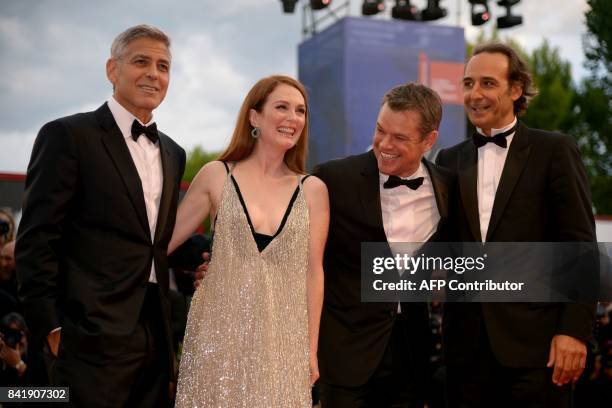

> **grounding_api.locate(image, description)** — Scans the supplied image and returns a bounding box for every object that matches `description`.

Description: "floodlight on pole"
[362,0,385,16]
[311,0,333,10]
[391,0,418,21]
[469,0,491,26]
[497,0,522,28]
[280,0,299,13]
[497,0,520,6]
[497,13,522,28]
[421,0,447,21]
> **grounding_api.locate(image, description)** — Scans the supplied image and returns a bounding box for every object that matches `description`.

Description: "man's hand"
[193,251,210,289]
[547,334,586,386]
[47,329,61,357]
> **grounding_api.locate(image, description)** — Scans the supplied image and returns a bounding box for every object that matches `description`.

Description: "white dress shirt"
[380,162,440,312]
[476,117,517,242]
[107,96,163,283]
[380,162,439,245]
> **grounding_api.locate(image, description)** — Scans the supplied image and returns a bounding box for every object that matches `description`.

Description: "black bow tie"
[131,120,158,144]
[383,175,424,190]
[472,124,517,148]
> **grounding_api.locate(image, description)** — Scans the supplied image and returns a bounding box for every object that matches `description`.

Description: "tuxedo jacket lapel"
[96,104,150,240]
[358,151,387,242]
[154,134,177,244]
[458,144,482,242]
[424,159,449,220]
[486,123,531,241]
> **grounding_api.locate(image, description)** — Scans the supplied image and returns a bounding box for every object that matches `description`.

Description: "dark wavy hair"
[472,42,538,115]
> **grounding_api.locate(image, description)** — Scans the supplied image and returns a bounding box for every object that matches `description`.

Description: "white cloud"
[0,16,32,52]
[0,130,37,173]
[0,0,596,172]
[217,0,277,16]
[157,31,251,153]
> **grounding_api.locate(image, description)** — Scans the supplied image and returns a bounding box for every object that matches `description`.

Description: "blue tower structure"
[299,16,465,168]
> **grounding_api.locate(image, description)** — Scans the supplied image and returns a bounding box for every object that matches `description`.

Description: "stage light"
[497,0,522,28]
[497,14,522,28]
[391,0,418,21]
[421,0,447,21]
[311,0,332,10]
[362,0,385,16]
[280,0,299,13]
[497,0,520,6]
[469,0,491,26]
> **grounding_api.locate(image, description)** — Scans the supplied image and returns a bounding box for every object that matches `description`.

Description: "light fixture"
[391,0,418,21]
[311,0,332,10]
[362,0,385,16]
[421,0,447,21]
[497,0,522,28]
[469,0,491,26]
[280,0,299,14]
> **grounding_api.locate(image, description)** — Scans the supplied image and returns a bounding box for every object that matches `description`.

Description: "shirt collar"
[107,96,155,140]
[379,161,427,185]
[476,117,517,137]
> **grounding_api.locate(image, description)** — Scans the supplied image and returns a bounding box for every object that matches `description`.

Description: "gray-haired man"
[17,25,185,407]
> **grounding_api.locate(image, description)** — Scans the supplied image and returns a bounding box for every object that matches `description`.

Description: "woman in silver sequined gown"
[168,75,329,407]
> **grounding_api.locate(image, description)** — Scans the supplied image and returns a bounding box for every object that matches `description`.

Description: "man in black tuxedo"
[436,42,596,407]
[313,83,453,407]
[16,25,186,407]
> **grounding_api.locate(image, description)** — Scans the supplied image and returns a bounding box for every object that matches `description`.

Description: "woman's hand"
[309,352,320,386]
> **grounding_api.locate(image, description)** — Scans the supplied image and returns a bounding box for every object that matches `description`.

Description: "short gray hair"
[110,24,171,60]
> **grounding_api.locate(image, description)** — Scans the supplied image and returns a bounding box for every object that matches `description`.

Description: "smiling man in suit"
[437,42,596,407]
[313,83,453,407]
[16,25,185,407]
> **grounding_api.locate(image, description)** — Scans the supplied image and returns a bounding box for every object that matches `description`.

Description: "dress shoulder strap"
[222,161,237,175]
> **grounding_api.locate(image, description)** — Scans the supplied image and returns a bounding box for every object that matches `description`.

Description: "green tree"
[584,0,612,87]
[521,40,575,132]
[572,81,611,214]
[183,146,220,182]
[572,0,612,214]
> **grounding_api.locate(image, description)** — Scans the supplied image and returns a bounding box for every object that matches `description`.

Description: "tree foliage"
[572,81,611,214]
[521,40,575,132]
[584,0,612,87]
[183,146,220,183]
[575,0,612,215]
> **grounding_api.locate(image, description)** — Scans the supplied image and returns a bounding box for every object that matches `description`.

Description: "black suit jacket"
[313,150,453,387]
[437,122,596,367]
[16,103,186,373]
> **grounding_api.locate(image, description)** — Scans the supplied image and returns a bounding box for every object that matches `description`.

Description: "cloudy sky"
[0,0,592,173]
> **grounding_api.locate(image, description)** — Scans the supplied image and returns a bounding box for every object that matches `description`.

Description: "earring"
[251,127,260,139]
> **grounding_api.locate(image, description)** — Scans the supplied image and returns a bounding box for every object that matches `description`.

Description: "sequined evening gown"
[175,163,311,407]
